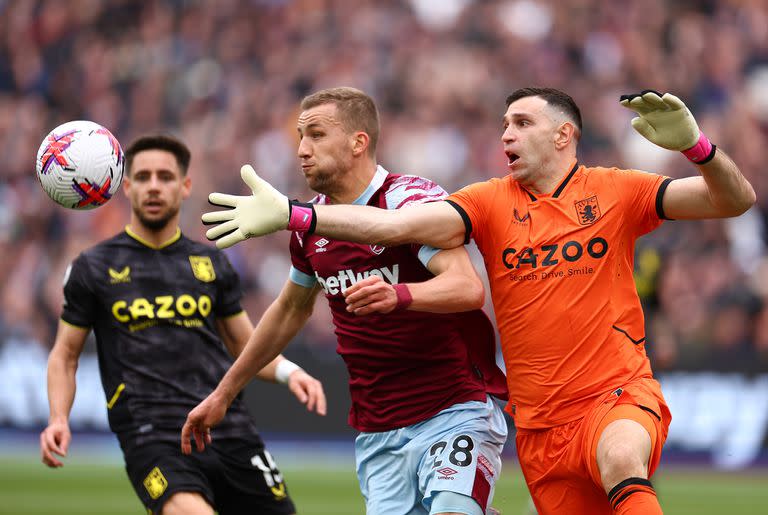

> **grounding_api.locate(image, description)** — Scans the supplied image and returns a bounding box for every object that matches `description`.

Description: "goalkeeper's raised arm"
[202,164,468,250]
[619,90,755,220]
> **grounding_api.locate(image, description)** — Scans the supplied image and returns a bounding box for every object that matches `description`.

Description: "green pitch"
[1,458,765,514]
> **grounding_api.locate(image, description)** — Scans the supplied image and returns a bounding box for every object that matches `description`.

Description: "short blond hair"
[300,87,380,156]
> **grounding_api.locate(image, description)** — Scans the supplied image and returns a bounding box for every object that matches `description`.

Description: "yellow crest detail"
[108,266,131,284]
[271,482,287,500]
[189,256,216,282]
[143,466,168,499]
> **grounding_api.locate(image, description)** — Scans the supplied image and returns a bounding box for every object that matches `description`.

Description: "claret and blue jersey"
[288,166,506,432]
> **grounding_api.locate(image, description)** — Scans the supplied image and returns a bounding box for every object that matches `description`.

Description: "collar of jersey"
[351,165,389,205]
[125,225,182,249]
[519,160,580,201]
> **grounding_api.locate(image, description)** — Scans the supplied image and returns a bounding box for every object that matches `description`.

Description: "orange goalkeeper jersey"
[446,161,671,429]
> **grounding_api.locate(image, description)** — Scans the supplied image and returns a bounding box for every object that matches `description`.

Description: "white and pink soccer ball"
[36,120,125,210]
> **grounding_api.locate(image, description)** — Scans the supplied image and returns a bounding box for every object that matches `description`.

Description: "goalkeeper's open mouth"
[506,152,519,166]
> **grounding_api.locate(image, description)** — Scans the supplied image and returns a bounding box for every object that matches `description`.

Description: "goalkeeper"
[198,88,755,514]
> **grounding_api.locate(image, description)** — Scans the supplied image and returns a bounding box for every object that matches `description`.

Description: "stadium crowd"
[1,0,767,373]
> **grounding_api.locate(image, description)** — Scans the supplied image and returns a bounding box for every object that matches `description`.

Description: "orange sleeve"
[446,180,496,248]
[610,168,672,236]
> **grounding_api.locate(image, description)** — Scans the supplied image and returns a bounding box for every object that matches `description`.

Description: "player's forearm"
[216,302,312,404]
[697,149,756,216]
[46,356,78,423]
[252,357,280,382]
[252,355,303,383]
[405,272,485,313]
[312,203,465,249]
[313,204,410,246]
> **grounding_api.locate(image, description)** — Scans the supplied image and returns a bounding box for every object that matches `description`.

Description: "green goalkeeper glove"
[620,90,716,164]
[202,165,317,249]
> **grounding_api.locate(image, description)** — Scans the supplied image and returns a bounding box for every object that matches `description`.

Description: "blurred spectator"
[754,305,768,370]
[0,0,767,373]
[704,290,761,372]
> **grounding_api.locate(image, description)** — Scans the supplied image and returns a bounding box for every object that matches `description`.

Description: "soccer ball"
[36,120,125,210]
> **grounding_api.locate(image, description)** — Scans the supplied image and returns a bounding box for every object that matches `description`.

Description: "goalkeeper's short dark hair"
[506,87,582,135]
[125,134,192,176]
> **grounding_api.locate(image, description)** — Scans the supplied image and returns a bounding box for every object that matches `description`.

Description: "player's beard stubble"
[306,171,335,196]
[134,203,179,231]
[304,157,353,198]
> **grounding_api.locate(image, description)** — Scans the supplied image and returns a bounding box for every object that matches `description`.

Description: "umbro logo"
[108,266,131,284]
[436,467,458,479]
[315,238,329,253]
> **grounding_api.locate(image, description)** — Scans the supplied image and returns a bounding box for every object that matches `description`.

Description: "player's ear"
[351,131,370,157]
[122,170,132,195]
[554,121,576,150]
[182,174,192,199]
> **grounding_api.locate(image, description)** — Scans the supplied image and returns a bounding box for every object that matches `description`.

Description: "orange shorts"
[515,377,671,515]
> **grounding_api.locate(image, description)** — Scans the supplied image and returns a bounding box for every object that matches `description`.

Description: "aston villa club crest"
[189,255,216,282]
[143,466,168,499]
[575,195,601,225]
[370,244,385,255]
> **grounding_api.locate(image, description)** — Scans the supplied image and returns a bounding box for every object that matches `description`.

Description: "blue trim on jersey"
[352,166,389,205]
[418,245,441,268]
[289,266,317,288]
[430,492,484,515]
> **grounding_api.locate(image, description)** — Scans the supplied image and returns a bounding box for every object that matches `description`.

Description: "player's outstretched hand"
[343,276,398,315]
[180,391,228,454]
[619,90,701,151]
[202,165,290,249]
[40,419,71,468]
[287,369,327,416]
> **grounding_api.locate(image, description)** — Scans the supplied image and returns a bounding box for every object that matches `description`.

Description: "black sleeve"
[214,251,245,318]
[61,254,96,328]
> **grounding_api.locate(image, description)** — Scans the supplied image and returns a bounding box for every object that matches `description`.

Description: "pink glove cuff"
[287,202,316,232]
[681,132,716,164]
[393,283,413,311]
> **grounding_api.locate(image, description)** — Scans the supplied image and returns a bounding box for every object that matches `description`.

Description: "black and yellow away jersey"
[61,227,258,446]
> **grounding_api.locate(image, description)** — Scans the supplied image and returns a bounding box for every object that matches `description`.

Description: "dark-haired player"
[40,134,326,515]
[199,88,756,514]
[182,87,509,515]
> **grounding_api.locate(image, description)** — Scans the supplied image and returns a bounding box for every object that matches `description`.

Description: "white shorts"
[355,396,508,515]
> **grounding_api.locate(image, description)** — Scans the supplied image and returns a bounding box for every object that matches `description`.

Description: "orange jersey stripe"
[447,163,671,428]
